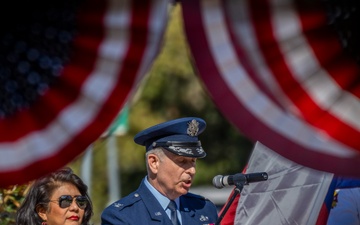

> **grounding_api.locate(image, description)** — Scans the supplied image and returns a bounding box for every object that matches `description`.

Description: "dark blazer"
[101,178,218,225]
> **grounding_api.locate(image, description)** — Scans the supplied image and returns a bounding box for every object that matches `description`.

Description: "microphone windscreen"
[212,175,224,189]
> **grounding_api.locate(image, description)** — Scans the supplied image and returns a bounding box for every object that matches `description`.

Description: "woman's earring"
[42,221,47,225]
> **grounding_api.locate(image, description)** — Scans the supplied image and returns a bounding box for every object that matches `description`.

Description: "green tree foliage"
[0,185,28,225]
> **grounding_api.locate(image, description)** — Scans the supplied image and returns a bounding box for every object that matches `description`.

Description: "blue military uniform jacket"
[101,179,218,225]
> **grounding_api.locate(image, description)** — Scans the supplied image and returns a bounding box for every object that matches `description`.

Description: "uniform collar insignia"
[200,215,209,221]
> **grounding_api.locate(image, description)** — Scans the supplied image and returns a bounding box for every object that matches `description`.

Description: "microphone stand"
[215,182,245,225]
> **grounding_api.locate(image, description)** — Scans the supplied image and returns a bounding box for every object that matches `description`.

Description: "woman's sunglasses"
[49,195,88,209]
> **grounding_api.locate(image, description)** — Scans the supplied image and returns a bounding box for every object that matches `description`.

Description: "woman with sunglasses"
[16,167,93,225]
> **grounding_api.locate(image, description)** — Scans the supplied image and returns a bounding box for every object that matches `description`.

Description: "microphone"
[212,172,268,189]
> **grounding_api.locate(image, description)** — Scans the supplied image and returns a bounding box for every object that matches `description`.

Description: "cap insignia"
[187,119,199,136]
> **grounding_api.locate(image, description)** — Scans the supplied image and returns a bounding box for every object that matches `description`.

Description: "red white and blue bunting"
[0,0,168,187]
[182,0,360,177]
[1,0,360,188]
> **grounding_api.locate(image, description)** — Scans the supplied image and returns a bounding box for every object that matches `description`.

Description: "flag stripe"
[265,0,360,147]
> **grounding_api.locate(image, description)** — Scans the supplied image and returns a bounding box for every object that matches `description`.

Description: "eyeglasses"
[49,195,88,209]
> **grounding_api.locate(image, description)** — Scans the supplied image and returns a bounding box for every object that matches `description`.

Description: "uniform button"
[134,193,139,197]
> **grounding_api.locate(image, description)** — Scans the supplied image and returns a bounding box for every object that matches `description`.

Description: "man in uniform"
[101,117,218,225]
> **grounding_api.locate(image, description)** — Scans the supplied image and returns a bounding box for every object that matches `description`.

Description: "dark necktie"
[168,200,180,225]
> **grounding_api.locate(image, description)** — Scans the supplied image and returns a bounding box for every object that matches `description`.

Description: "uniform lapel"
[179,195,198,224]
[179,195,215,225]
[138,180,173,224]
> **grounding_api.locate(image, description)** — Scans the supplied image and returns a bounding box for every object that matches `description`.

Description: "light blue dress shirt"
[144,176,182,224]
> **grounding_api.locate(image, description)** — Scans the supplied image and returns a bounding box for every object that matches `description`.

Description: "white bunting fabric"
[234,142,333,225]
[182,0,360,177]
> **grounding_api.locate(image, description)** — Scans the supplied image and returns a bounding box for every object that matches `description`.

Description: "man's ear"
[147,153,160,174]
[36,205,48,222]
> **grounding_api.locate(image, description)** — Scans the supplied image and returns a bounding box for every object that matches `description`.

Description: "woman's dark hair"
[16,167,93,225]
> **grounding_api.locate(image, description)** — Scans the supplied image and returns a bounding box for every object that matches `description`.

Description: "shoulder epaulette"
[109,192,142,211]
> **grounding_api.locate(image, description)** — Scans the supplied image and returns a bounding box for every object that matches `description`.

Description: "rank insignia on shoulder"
[113,203,123,208]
